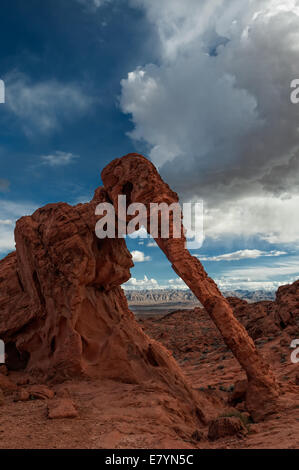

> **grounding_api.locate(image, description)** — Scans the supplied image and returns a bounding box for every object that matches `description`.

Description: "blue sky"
[1,0,299,292]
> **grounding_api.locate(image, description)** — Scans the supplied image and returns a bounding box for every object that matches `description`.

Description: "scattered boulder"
[208,416,248,441]
[47,398,78,419]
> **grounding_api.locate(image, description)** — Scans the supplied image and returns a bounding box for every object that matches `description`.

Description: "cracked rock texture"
[0,188,210,431]
[101,153,280,421]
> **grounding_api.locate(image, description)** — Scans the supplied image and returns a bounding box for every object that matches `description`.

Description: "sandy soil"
[0,307,298,449]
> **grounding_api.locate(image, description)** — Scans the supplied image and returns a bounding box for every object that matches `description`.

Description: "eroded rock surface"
[101,153,279,421]
[0,153,284,425]
[0,186,210,431]
[228,280,299,339]
[1,193,133,379]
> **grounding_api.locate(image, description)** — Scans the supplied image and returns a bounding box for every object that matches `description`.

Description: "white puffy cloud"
[4,72,92,135]
[0,223,15,252]
[147,241,157,247]
[131,250,151,262]
[123,275,158,289]
[123,275,188,290]
[168,278,188,289]
[121,1,299,243]
[203,194,299,244]
[200,249,286,262]
[123,273,290,292]
[41,151,79,167]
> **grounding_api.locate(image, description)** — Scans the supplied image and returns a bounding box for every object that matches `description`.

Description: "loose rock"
[47,398,78,419]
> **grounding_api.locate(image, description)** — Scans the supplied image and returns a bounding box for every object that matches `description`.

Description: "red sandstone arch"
[101,153,279,421]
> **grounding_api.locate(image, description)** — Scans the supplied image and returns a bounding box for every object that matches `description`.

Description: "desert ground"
[0,303,298,449]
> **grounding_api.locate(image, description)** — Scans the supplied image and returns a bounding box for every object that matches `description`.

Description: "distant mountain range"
[125,288,275,305]
[223,289,276,302]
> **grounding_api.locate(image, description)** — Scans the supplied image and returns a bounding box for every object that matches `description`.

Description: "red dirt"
[0,304,298,449]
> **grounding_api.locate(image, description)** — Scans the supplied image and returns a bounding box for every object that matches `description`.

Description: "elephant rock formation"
[0,189,206,426]
[0,153,280,423]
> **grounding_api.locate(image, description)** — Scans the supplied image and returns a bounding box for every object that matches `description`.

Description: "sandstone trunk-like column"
[101,153,279,421]
[0,188,210,429]
[0,188,206,413]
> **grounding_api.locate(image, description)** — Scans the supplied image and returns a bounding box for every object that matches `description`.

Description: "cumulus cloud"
[131,250,151,262]
[41,151,79,167]
[123,275,189,290]
[203,194,299,244]
[121,0,299,243]
[168,278,188,289]
[123,275,158,289]
[147,241,157,247]
[127,226,148,239]
[4,72,92,135]
[200,249,287,262]
[123,273,289,292]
